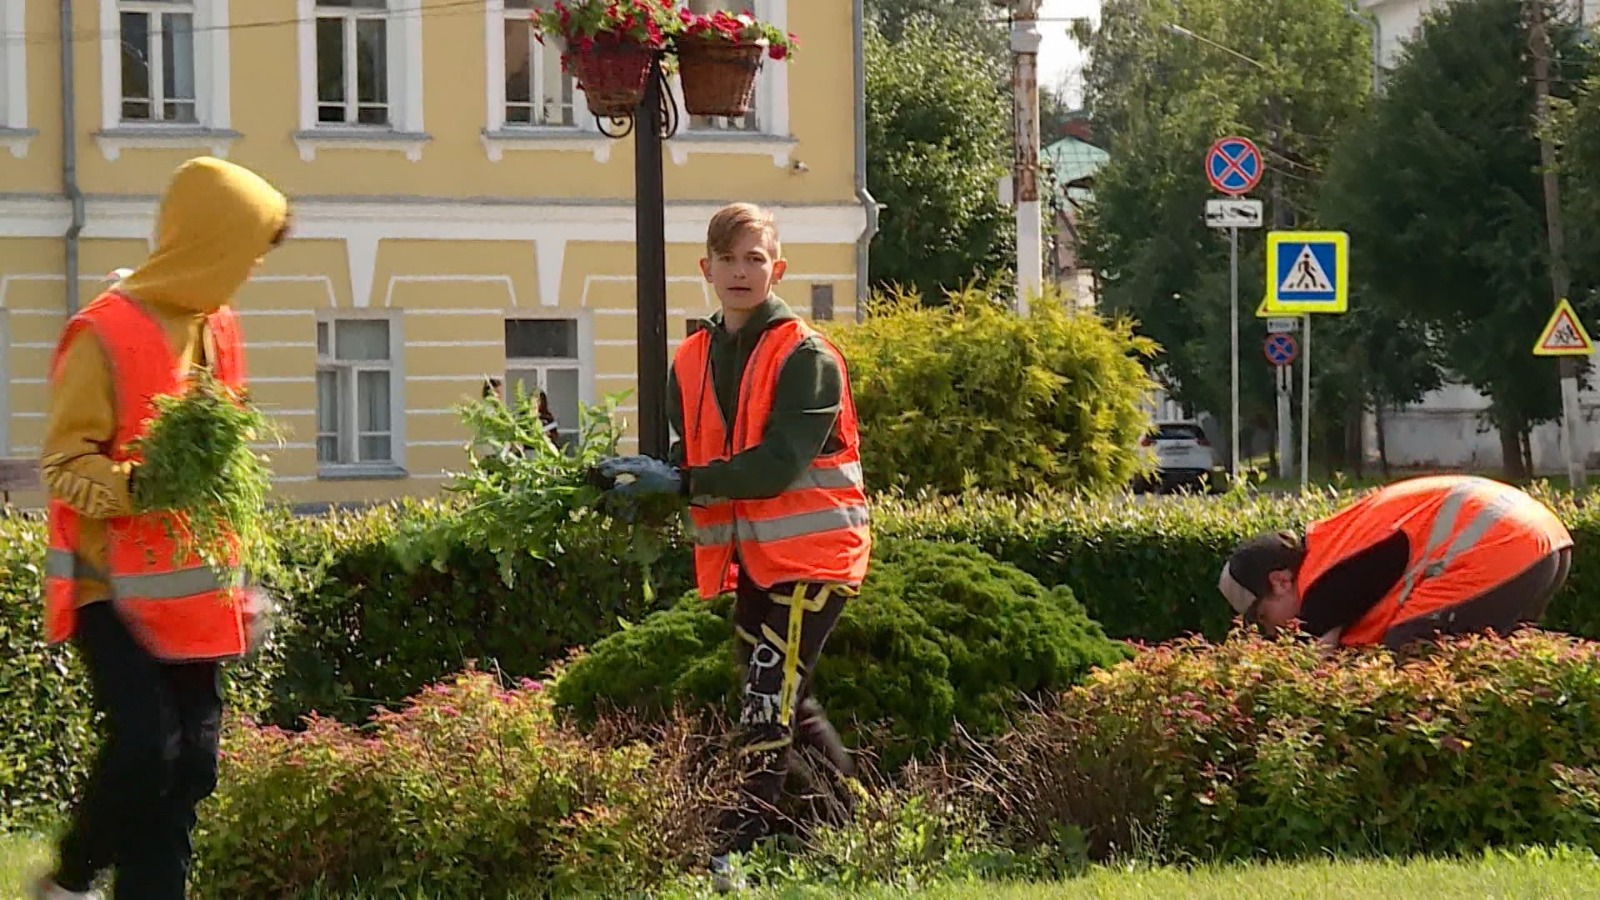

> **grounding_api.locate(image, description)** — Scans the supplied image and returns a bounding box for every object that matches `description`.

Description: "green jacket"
[667,295,844,500]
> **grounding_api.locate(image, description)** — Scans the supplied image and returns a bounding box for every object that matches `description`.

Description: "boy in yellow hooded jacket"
[33,157,290,900]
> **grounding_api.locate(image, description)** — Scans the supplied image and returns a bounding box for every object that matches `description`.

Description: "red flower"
[769,44,787,60]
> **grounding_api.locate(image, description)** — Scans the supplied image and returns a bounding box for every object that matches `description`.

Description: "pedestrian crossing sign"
[1265,231,1349,314]
[1533,298,1595,357]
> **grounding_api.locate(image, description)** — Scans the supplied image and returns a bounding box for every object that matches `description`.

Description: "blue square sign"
[1264,231,1349,314]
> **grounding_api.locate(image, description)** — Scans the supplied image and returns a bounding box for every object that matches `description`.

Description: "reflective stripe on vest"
[675,317,872,597]
[1394,481,1518,608]
[40,292,249,660]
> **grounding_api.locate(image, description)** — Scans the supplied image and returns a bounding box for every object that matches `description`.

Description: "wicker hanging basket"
[678,40,765,118]
[566,39,655,118]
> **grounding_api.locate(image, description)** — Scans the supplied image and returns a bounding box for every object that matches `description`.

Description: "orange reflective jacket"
[43,293,249,662]
[1299,475,1573,646]
[676,318,872,598]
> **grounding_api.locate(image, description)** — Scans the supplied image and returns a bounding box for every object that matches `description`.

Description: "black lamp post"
[595,54,681,460]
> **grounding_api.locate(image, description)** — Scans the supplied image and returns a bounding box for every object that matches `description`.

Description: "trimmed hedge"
[550,539,1132,768]
[3,482,1595,827]
[984,628,1600,863]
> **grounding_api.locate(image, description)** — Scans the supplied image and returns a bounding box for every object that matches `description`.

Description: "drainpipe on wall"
[852,0,879,322]
[61,0,85,315]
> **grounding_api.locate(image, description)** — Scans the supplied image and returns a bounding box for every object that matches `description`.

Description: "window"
[95,0,232,158]
[315,0,389,126]
[505,319,582,447]
[502,0,575,127]
[685,0,758,133]
[118,1,196,123]
[317,318,399,468]
[296,0,426,159]
[1,0,30,155]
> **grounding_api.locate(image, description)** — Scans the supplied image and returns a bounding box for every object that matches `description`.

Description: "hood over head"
[117,157,290,314]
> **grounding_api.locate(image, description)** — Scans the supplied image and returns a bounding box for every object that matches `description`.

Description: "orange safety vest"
[1298,475,1573,646]
[676,318,872,598]
[43,293,250,662]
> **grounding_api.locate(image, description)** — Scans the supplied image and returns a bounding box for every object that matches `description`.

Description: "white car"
[1136,420,1220,492]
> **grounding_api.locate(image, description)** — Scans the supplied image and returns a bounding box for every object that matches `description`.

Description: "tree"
[1079,0,1372,458]
[865,20,1015,298]
[1319,0,1590,478]
[866,0,1007,62]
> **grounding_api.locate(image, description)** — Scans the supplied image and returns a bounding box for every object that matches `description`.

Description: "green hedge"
[4,482,1596,827]
[551,538,1131,768]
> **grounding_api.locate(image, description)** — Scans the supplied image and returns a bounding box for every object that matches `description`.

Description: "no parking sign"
[1264,333,1297,367]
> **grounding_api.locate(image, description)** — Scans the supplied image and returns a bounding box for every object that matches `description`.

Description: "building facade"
[0,0,874,505]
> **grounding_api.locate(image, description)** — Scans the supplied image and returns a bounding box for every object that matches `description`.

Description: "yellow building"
[0,0,875,506]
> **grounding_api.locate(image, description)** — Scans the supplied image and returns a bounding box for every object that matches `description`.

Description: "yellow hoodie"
[42,157,289,607]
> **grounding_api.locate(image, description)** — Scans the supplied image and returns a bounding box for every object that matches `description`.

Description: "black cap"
[1220,530,1304,612]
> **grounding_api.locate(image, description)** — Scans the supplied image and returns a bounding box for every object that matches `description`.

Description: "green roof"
[1042,135,1109,205]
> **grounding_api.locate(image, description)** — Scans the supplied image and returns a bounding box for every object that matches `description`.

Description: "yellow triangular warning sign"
[1533,298,1595,357]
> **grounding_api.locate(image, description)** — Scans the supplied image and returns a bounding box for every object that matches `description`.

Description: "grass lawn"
[8,834,1599,898]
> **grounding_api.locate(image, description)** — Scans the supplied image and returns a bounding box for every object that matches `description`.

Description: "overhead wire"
[7,0,494,50]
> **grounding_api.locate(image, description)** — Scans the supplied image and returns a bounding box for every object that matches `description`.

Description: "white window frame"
[481,0,610,163]
[94,0,234,160]
[503,315,593,447]
[0,0,31,158]
[315,311,408,478]
[668,0,794,167]
[296,0,428,162]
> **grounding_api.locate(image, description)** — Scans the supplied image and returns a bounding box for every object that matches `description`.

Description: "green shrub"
[824,286,1161,496]
[192,670,734,899]
[983,628,1600,863]
[551,539,1132,768]
[261,500,689,727]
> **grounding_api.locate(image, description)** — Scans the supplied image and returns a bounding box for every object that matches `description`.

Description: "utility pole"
[1530,0,1587,487]
[1267,96,1296,482]
[1009,0,1044,315]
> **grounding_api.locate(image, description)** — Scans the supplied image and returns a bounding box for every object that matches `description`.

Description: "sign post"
[1532,297,1595,486]
[1264,230,1350,491]
[1205,136,1264,480]
[1257,299,1295,478]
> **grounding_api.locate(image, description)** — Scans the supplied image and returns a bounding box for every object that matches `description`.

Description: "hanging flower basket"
[530,0,680,119]
[678,39,765,118]
[675,10,799,118]
[568,38,655,118]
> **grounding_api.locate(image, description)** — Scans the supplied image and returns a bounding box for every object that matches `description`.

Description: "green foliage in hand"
[987,628,1600,863]
[826,286,1161,496]
[550,539,1132,769]
[126,370,283,579]
[392,387,679,600]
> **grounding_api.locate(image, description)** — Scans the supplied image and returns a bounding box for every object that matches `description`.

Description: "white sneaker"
[709,855,746,893]
[29,875,101,900]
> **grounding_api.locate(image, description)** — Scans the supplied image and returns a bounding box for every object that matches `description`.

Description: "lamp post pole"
[597,55,680,459]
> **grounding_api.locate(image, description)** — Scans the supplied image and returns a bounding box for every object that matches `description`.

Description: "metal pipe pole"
[1530,0,1585,487]
[1301,313,1311,491]
[1011,0,1043,315]
[1229,225,1240,479]
[635,60,670,459]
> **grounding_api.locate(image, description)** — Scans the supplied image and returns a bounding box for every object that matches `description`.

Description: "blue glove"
[597,455,685,498]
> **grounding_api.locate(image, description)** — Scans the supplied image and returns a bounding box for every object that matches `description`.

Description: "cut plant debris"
[127,370,284,580]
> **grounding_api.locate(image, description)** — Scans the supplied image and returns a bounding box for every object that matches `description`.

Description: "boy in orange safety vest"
[598,203,871,892]
[1219,475,1572,649]
[32,158,290,900]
